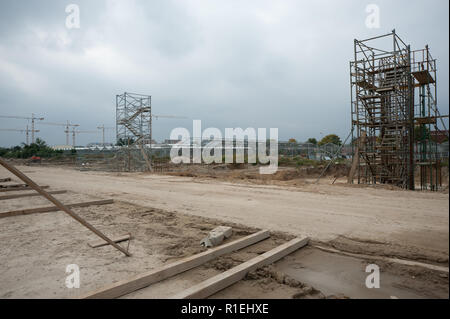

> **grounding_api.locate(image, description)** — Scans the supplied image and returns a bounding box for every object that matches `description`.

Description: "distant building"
[51,145,73,151]
[341,145,353,158]
[431,130,449,144]
[86,142,114,148]
[164,139,182,144]
[143,139,158,145]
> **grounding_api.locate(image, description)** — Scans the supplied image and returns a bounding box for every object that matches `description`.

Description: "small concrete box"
[201,226,233,247]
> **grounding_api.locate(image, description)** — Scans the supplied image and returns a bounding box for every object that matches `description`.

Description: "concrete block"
[200,226,233,247]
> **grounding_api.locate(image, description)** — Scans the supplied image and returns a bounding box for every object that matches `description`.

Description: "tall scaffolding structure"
[350,30,448,190]
[116,92,152,171]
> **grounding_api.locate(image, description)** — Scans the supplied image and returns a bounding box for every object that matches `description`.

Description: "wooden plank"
[79,230,271,299]
[415,117,437,125]
[412,70,435,85]
[0,190,67,201]
[0,183,27,188]
[88,234,132,248]
[356,80,377,91]
[348,131,366,184]
[172,237,309,299]
[0,186,49,192]
[0,158,130,257]
[0,199,114,219]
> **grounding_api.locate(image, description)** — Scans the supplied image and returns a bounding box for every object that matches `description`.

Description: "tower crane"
[0,114,44,143]
[145,114,188,171]
[152,115,187,120]
[70,129,98,147]
[0,126,40,145]
[97,125,115,146]
[150,114,188,145]
[40,121,79,146]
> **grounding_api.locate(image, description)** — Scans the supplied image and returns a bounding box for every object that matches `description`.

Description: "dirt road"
[1,165,448,262]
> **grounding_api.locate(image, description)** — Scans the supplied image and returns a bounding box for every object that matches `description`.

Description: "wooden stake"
[0,158,130,257]
[348,131,367,184]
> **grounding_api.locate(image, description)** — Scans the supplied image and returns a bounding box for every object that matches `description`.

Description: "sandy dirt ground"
[0,164,448,299]
[3,165,448,262]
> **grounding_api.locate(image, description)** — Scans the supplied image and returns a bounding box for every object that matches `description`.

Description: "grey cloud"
[0,0,448,147]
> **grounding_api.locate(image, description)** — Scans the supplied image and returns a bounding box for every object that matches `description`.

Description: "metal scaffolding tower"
[115,92,187,172]
[116,92,153,171]
[350,30,448,190]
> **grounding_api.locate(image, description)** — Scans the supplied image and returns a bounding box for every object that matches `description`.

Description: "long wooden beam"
[0,157,130,257]
[0,190,67,201]
[348,131,367,184]
[0,199,114,218]
[172,237,309,299]
[0,183,28,188]
[0,186,49,192]
[79,230,271,299]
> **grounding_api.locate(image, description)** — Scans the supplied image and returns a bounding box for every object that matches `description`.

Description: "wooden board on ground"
[0,183,27,188]
[0,190,67,201]
[0,199,114,219]
[79,230,271,299]
[0,186,49,192]
[88,234,132,248]
[0,157,130,257]
[172,237,309,299]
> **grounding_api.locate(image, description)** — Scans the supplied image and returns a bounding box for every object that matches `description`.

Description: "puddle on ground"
[275,247,448,299]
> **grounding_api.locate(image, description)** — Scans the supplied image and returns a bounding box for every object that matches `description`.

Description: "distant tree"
[306,138,317,145]
[288,138,297,143]
[414,125,430,142]
[0,138,62,159]
[116,137,135,146]
[35,138,47,148]
[318,134,342,146]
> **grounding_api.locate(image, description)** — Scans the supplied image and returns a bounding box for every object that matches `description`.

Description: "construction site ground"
[0,164,448,299]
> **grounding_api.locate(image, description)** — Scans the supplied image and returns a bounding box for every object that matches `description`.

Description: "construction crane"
[97,125,115,146]
[40,121,79,146]
[0,114,44,143]
[151,114,188,145]
[0,126,40,145]
[152,115,187,120]
[146,114,188,171]
[70,129,98,147]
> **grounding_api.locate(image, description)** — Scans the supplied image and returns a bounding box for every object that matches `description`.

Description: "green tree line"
[0,138,63,159]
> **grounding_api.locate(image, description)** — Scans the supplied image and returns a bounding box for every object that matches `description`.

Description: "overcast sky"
[0,0,448,147]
